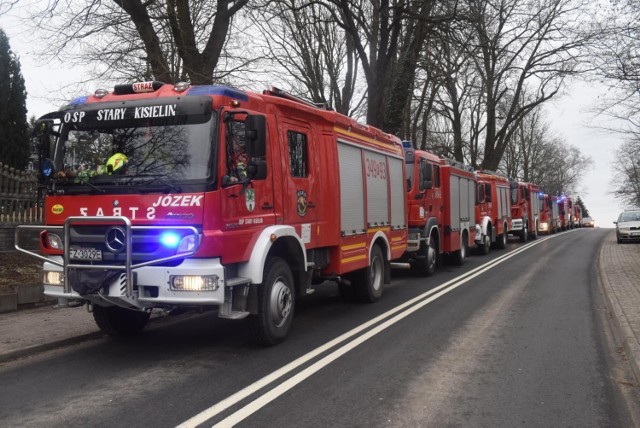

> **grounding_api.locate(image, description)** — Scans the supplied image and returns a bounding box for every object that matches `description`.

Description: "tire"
[452,232,468,266]
[519,223,528,243]
[250,257,295,346]
[495,223,508,249]
[413,237,437,277]
[353,245,385,303]
[92,305,151,336]
[530,222,538,240]
[478,233,491,255]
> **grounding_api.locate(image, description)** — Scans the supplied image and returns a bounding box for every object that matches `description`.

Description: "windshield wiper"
[75,178,106,193]
[132,175,182,193]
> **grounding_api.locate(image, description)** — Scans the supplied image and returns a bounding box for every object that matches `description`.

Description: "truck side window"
[226,120,248,181]
[433,165,441,187]
[288,131,308,177]
[477,183,485,203]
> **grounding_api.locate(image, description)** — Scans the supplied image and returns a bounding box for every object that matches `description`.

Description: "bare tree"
[611,138,640,208]
[499,106,592,195]
[29,0,249,84]
[305,0,448,132]
[465,0,597,171]
[247,0,360,115]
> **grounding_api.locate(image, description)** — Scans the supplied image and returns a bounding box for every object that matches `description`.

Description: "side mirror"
[245,115,266,158]
[33,119,55,138]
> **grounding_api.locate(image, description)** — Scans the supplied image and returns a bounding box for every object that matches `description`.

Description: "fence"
[0,162,42,225]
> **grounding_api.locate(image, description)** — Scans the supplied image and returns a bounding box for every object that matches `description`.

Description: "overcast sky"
[1,6,626,228]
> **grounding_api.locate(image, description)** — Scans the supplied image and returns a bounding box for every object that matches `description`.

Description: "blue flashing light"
[159,232,181,248]
[187,85,249,101]
[401,140,413,148]
[67,96,88,106]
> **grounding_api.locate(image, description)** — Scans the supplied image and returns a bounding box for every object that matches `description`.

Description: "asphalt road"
[0,228,637,427]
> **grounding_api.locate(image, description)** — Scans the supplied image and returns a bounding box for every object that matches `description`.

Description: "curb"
[597,235,640,385]
[0,331,104,364]
[0,309,203,364]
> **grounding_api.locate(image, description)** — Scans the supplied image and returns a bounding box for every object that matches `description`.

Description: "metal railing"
[0,162,42,224]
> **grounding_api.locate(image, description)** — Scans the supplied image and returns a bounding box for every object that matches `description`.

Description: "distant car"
[615,209,640,243]
[581,216,595,227]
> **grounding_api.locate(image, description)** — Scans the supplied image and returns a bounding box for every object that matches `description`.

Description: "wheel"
[477,233,491,255]
[452,232,468,266]
[530,222,538,240]
[92,305,151,336]
[353,245,385,303]
[495,223,507,249]
[250,257,295,346]
[519,223,528,243]
[413,237,437,277]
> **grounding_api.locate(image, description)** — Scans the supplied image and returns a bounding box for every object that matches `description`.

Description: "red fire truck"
[573,204,583,228]
[401,144,476,275]
[509,181,541,242]
[16,82,408,345]
[555,195,573,230]
[474,171,512,254]
[538,193,559,235]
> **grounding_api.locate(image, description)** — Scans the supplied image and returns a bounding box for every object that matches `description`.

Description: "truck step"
[390,262,412,270]
[225,277,251,287]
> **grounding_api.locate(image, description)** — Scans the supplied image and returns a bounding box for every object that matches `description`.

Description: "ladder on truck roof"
[263,87,331,110]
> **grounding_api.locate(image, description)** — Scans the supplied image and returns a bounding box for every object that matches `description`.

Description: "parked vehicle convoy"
[14,80,590,345]
[16,81,410,345]
[509,181,540,242]
[538,193,559,235]
[475,171,512,253]
[400,144,476,275]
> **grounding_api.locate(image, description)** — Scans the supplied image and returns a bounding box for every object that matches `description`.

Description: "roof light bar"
[113,81,165,95]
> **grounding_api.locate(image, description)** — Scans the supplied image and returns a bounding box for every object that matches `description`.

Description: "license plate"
[70,247,102,261]
[631,232,640,237]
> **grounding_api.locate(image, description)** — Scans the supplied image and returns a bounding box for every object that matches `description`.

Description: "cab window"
[288,131,308,177]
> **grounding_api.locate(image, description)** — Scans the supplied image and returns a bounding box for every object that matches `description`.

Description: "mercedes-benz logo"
[105,226,127,253]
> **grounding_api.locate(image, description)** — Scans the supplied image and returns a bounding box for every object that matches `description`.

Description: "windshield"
[620,211,640,222]
[47,97,216,189]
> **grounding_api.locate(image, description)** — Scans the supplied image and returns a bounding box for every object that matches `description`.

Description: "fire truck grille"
[68,225,189,266]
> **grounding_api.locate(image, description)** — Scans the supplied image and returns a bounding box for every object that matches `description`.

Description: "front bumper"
[511,218,523,231]
[43,256,226,307]
[617,230,640,241]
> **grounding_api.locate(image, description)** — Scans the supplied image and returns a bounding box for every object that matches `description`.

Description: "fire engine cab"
[17,81,408,345]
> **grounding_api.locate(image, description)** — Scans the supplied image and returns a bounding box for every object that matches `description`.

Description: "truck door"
[279,121,320,246]
[221,115,276,234]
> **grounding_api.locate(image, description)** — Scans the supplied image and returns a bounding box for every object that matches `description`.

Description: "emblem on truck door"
[297,190,308,217]
[245,189,255,212]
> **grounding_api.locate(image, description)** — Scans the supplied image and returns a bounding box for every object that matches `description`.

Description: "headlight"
[159,232,198,254]
[43,271,64,286]
[177,234,198,254]
[47,233,64,250]
[169,275,219,291]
